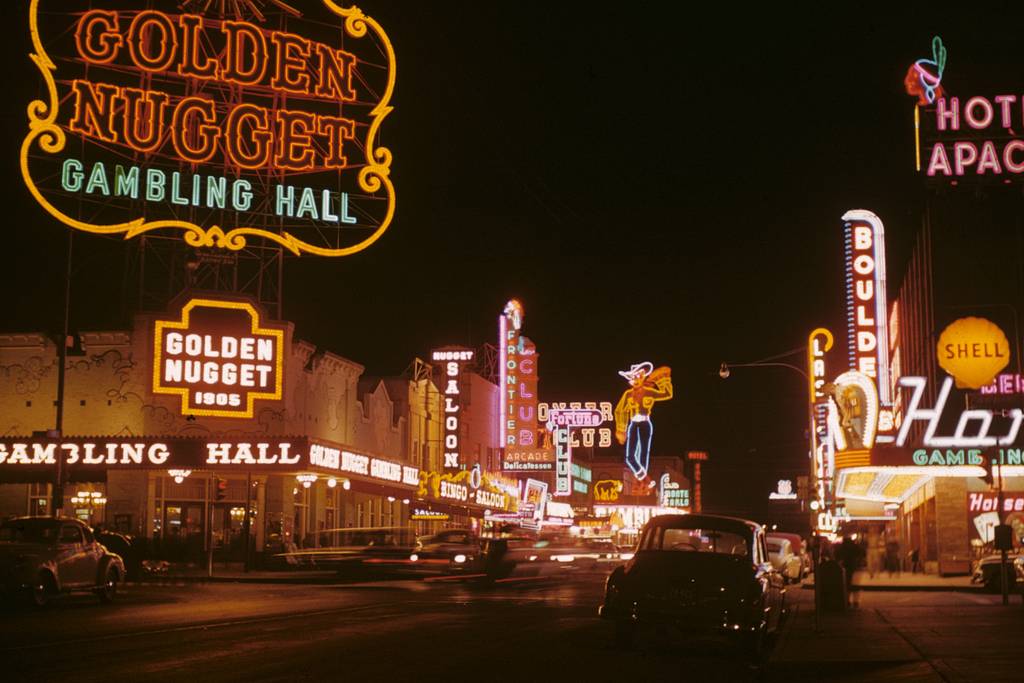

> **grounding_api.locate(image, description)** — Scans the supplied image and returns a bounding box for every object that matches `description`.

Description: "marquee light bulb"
[327,478,337,488]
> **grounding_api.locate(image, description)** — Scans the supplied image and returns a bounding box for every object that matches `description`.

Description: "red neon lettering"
[270,32,313,94]
[75,10,122,64]
[274,110,317,170]
[313,43,357,101]
[121,87,168,152]
[171,97,219,163]
[178,15,218,79]
[222,20,268,85]
[224,104,274,169]
[69,80,120,142]
[317,116,356,169]
[127,11,178,72]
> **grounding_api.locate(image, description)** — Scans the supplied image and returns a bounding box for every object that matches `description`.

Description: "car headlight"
[453,554,467,564]
[620,552,634,561]
[409,554,419,562]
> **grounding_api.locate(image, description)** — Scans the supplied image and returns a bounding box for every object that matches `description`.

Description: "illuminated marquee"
[538,401,614,448]
[842,210,892,433]
[153,298,284,418]
[432,348,475,470]
[0,436,423,490]
[499,300,539,450]
[22,1,395,256]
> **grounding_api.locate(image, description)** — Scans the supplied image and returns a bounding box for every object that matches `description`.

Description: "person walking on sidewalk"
[885,539,901,577]
[838,536,864,607]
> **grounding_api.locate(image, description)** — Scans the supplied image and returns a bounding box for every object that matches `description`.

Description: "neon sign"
[538,401,614,448]
[904,36,946,105]
[842,210,892,433]
[614,362,673,480]
[432,348,475,470]
[919,94,1024,180]
[499,300,539,450]
[769,480,798,501]
[501,449,553,472]
[895,376,1023,448]
[593,479,624,503]
[22,1,395,256]
[936,317,1011,390]
[980,373,1024,396]
[153,298,284,418]
[808,328,834,508]
[826,371,879,452]
[550,420,572,497]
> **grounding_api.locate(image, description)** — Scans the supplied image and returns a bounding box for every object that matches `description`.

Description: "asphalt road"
[1,573,1020,682]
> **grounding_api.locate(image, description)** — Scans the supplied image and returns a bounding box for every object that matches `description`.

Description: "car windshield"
[640,525,749,557]
[0,519,59,544]
[767,541,783,554]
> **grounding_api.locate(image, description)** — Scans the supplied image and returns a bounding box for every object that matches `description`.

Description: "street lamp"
[720,332,831,630]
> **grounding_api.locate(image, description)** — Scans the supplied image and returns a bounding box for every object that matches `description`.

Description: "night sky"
[2,2,1023,523]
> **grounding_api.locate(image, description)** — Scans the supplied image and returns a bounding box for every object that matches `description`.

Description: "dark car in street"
[0,517,126,607]
[599,513,786,660]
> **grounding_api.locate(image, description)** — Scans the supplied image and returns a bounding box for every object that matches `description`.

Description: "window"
[60,525,83,544]
[641,525,749,557]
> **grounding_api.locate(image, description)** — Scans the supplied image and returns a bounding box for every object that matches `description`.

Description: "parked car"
[599,514,786,661]
[766,536,802,583]
[410,529,484,574]
[0,517,126,607]
[767,532,807,576]
[971,552,1024,592]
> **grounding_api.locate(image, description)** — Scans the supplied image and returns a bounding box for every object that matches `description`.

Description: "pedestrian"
[885,539,901,577]
[838,536,864,606]
[910,547,920,573]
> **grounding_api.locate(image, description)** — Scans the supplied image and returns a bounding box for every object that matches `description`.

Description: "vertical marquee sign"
[153,297,285,418]
[842,210,893,435]
[808,328,834,512]
[500,300,540,452]
[432,348,475,471]
[22,1,395,256]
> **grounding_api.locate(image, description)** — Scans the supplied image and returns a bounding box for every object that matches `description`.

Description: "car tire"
[613,620,635,649]
[96,566,119,604]
[28,572,56,608]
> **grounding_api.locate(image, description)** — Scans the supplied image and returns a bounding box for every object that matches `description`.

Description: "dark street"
[2,573,1021,682]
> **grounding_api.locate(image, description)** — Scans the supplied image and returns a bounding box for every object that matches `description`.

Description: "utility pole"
[51,232,74,518]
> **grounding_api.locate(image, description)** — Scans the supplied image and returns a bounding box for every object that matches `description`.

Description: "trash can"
[818,559,847,612]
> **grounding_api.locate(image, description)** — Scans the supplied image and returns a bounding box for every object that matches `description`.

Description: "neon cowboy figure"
[614,362,673,480]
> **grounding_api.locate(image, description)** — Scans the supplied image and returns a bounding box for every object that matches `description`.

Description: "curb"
[800,581,988,594]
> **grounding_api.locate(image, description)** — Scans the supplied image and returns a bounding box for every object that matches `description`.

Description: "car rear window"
[640,526,749,556]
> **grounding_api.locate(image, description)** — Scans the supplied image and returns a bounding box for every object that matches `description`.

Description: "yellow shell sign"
[936,317,1011,389]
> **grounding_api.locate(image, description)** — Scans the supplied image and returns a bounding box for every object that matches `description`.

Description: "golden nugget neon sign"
[153,298,285,418]
[22,1,395,256]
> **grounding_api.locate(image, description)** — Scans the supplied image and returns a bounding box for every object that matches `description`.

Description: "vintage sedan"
[599,514,786,659]
[0,517,126,607]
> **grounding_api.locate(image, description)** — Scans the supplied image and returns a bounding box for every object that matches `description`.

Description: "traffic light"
[215,477,227,501]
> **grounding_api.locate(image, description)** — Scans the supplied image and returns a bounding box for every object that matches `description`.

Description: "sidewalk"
[769,600,940,681]
[802,570,982,592]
